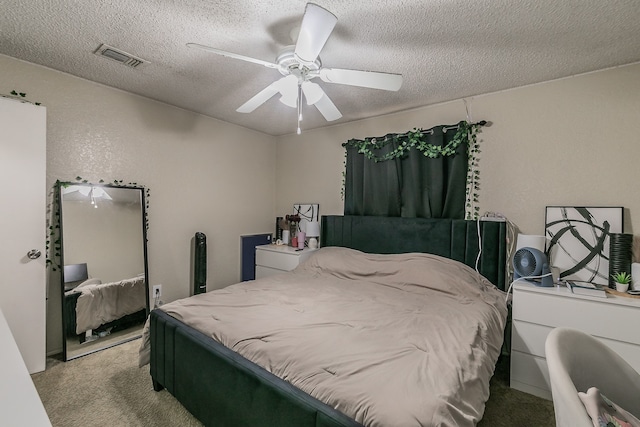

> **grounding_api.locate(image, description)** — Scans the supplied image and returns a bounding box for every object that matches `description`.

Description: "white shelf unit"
[255,244,317,279]
[510,282,640,400]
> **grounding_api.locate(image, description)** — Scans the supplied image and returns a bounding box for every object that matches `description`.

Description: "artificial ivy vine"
[464,124,482,220]
[1,90,42,106]
[46,187,62,272]
[343,121,473,162]
[46,177,151,271]
[341,120,485,219]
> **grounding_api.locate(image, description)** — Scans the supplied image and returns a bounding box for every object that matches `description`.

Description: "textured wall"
[4,51,639,356]
[276,63,640,237]
[1,54,276,355]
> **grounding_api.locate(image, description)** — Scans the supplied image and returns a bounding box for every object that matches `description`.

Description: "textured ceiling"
[2,1,639,136]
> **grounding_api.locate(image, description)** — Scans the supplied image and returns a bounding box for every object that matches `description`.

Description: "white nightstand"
[255,244,317,279]
[510,282,640,400]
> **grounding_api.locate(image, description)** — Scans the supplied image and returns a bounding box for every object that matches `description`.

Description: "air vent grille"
[94,44,148,68]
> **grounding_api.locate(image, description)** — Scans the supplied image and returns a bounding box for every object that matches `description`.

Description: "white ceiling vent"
[94,44,148,68]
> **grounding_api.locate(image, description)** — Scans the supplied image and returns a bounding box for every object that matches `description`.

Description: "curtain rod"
[343,120,488,146]
[425,120,488,135]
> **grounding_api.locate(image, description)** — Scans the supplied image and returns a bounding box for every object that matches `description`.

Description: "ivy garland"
[464,124,482,220]
[341,120,485,219]
[1,90,42,106]
[46,177,150,271]
[343,121,471,162]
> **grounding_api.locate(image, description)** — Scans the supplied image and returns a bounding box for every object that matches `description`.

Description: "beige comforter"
[74,275,146,334]
[141,247,507,426]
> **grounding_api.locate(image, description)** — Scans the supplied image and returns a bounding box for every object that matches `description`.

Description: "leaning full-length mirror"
[59,183,149,360]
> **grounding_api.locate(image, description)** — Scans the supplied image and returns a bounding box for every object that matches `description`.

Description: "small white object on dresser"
[510,281,640,400]
[255,244,317,279]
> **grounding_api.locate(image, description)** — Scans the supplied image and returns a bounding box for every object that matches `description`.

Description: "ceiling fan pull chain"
[297,83,303,134]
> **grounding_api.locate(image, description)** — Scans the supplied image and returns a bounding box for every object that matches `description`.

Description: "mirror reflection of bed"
[60,184,149,360]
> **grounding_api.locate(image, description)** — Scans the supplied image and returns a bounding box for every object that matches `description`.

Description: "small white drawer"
[510,351,552,400]
[511,321,551,358]
[255,245,317,276]
[513,287,640,345]
[256,249,301,271]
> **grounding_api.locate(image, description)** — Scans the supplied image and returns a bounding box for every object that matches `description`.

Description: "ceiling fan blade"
[319,68,403,91]
[294,3,337,64]
[187,43,279,69]
[314,93,342,121]
[92,187,112,200]
[236,81,282,113]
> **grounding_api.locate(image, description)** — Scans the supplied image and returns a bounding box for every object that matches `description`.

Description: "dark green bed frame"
[150,216,507,426]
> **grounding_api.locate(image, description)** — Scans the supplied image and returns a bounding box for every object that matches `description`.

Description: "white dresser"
[255,244,317,279]
[510,282,640,400]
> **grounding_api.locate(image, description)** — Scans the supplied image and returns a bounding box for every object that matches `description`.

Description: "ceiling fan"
[187,3,403,134]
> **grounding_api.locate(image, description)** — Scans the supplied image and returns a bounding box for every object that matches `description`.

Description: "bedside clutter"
[510,281,640,400]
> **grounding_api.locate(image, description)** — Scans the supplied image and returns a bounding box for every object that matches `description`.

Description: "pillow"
[578,387,640,427]
[74,277,102,290]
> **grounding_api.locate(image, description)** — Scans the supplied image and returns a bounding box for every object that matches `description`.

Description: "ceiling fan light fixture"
[277,75,299,107]
[301,81,323,105]
[279,92,298,108]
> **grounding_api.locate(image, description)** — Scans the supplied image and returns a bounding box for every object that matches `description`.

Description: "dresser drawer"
[604,340,640,373]
[511,283,640,399]
[512,321,551,358]
[510,351,552,400]
[512,289,640,345]
[256,249,301,271]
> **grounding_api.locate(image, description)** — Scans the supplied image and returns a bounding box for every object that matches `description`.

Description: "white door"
[0,97,46,374]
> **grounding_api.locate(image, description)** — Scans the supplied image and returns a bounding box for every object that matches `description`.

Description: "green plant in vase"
[611,272,632,293]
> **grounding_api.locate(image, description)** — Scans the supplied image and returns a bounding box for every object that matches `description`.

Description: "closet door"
[0,97,46,374]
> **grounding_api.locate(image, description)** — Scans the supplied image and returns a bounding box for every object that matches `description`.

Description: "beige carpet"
[32,339,554,426]
[32,339,202,427]
[479,356,556,426]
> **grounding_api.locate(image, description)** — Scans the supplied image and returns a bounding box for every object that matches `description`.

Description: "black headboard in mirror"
[63,263,88,284]
[58,182,149,361]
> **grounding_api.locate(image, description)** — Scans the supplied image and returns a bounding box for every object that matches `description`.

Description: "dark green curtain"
[344,142,403,216]
[344,123,469,219]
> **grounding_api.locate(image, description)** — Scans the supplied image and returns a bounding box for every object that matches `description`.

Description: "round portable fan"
[513,247,553,287]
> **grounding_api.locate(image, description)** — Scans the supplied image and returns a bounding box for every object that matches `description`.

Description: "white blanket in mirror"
[73,275,146,334]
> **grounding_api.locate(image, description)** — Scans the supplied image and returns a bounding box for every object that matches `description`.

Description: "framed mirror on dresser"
[57,182,149,361]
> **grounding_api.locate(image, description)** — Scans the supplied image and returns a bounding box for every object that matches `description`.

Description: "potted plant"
[611,272,632,293]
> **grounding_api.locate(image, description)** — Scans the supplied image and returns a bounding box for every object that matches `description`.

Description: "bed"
[64,274,147,341]
[143,215,508,427]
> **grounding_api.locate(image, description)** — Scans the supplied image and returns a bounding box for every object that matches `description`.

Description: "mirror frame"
[57,181,149,361]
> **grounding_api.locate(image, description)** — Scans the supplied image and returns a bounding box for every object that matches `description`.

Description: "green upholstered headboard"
[321,215,507,291]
